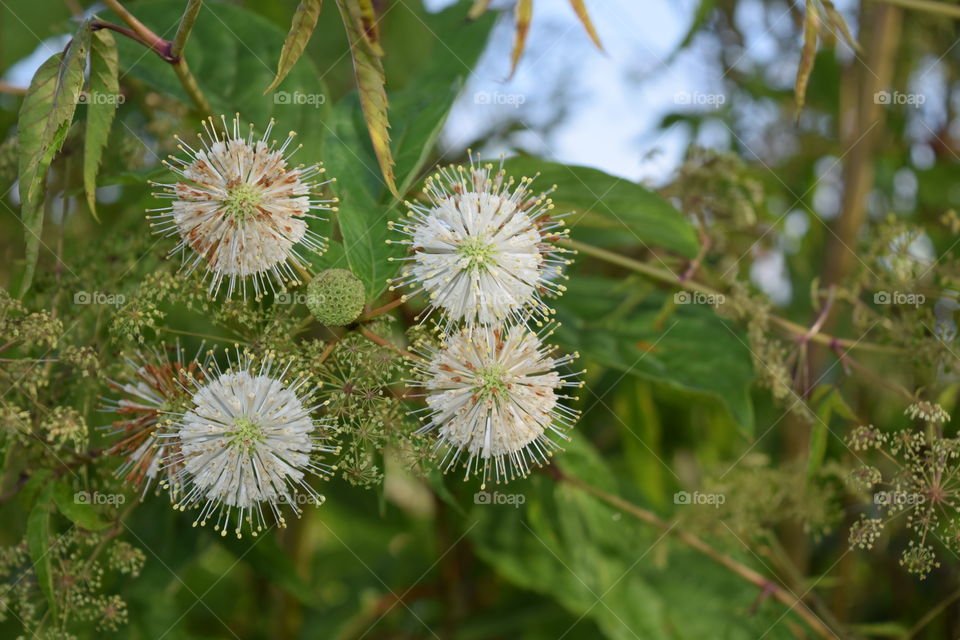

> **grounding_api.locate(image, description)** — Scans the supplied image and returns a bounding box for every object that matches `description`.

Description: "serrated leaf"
[16,21,90,296]
[509,0,533,77]
[336,0,397,198]
[265,0,323,94]
[83,28,119,220]
[794,0,819,120]
[568,0,603,51]
[820,0,859,52]
[27,484,56,617]
[351,0,383,55]
[52,482,111,531]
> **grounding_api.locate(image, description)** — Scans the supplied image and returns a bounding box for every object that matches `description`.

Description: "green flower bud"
[306,268,365,326]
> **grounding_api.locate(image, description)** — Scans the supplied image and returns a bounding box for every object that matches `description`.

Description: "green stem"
[870,0,960,18]
[171,0,203,59]
[171,57,212,113]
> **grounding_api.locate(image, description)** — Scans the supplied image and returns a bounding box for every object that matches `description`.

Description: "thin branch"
[100,0,175,60]
[99,0,212,113]
[359,327,422,362]
[905,585,960,637]
[171,0,203,59]
[359,296,408,322]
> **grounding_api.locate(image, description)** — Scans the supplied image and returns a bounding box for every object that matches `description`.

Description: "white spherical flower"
[413,324,581,486]
[160,351,337,537]
[149,115,337,299]
[389,156,571,328]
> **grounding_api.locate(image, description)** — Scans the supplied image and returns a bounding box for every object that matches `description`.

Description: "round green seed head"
[306,268,365,326]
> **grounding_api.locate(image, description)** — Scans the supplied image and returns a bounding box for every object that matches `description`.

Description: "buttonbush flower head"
[101,343,202,498]
[160,349,337,537]
[411,323,582,487]
[389,155,571,329]
[306,268,366,327]
[149,115,337,299]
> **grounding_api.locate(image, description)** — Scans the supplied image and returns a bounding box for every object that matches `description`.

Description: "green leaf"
[555,276,755,432]
[83,28,120,220]
[336,0,397,198]
[265,0,323,94]
[16,21,90,296]
[615,380,668,508]
[321,94,402,300]
[389,4,495,194]
[52,482,111,531]
[503,157,700,258]
[469,438,801,639]
[27,484,56,617]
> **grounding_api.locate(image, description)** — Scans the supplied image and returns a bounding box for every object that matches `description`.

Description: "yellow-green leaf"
[264,0,323,94]
[568,0,603,51]
[819,0,860,52]
[336,0,396,198]
[16,21,90,296]
[509,0,533,78]
[83,28,119,220]
[467,0,491,21]
[794,0,819,121]
[353,0,383,56]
